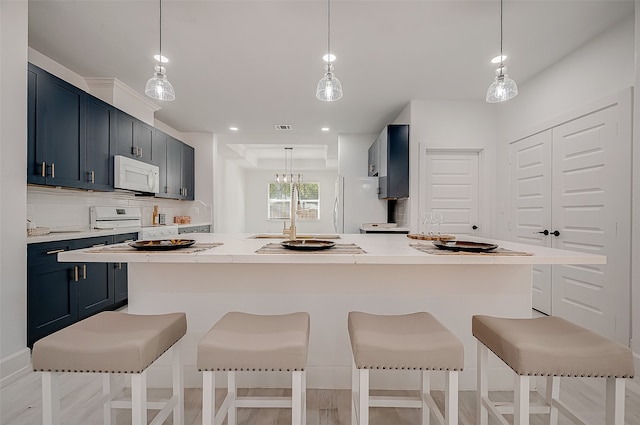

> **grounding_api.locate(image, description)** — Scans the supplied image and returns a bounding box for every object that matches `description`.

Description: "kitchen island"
[58,233,605,390]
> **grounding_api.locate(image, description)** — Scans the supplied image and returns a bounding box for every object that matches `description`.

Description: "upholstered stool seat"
[32,311,187,425]
[348,312,463,425]
[198,312,310,425]
[473,315,635,425]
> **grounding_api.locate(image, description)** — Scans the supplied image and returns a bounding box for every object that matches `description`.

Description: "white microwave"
[114,155,159,194]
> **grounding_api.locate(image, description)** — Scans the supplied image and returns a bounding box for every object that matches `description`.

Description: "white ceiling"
[28,0,632,167]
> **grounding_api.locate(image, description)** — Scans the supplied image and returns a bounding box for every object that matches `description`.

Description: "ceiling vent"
[274,124,292,131]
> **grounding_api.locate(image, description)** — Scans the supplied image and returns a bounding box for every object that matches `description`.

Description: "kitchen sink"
[250,234,341,239]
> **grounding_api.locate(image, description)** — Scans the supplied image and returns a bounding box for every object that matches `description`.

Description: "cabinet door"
[508,131,553,314]
[368,137,379,177]
[27,65,46,185]
[27,262,77,347]
[152,130,169,197]
[38,70,87,189]
[86,96,115,191]
[135,121,154,163]
[181,143,195,200]
[74,237,113,319]
[166,136,182,198]
[385,125,409,199]
[116,110,136,159]
[111,233,137,303]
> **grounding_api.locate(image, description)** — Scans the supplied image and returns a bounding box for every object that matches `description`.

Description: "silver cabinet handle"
[90,171,95,184]
[74,266,79,282]
[92,243,106,248]
[42,161,46,177]
[51,162,55,178]
[132,146,138,156]
[81,264,87,280]
[116,262,123,270]
[46,249,65,255]
[139,147,142,157]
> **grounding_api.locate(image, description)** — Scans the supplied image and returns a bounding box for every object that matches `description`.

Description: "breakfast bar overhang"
[58,233,606,390]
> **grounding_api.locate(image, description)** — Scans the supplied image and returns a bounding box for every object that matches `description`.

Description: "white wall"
[1,0,30,382]
[215,158,246,233]
[633,2,640,377]
[406,100,497,234]
[244,169,338,234]
[337,133,377,177]
[182,132,215,219]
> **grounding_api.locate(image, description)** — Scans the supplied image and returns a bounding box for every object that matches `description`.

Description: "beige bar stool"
[197,312,310,425]
[473,315,635,425]
[348,311,464,425]
[32,311,187,425]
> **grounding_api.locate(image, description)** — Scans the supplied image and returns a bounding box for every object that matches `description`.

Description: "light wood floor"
[1,367,638,425]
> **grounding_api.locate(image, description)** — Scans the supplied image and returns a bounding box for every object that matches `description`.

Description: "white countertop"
[58,233,606,266]
[26,222,212,244]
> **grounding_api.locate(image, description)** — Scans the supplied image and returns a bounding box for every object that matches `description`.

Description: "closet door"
[509,131,552,314]
[551,102,631,345]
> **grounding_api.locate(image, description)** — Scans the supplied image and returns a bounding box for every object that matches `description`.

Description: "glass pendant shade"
[145,65,176,101]
[486,65,518,103]
[316,63,343,102]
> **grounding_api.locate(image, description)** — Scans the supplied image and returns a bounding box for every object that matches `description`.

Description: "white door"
[551,103,631,345]
[423,150,480,236]
[509,130,553,314]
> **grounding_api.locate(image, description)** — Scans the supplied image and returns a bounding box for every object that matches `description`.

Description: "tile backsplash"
[27,185,211,230]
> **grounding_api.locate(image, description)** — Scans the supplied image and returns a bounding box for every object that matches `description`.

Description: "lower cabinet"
[27,232,137,348]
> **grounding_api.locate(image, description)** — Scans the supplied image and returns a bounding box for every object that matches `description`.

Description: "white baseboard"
[0,348,31,388]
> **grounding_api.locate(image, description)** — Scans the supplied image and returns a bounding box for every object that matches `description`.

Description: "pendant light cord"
[327,0,331,61]
[499,0,503,63]
[158,0,162,62]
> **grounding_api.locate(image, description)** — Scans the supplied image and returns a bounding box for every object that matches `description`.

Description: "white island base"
[129,262,530,390]
[59,233,605,391]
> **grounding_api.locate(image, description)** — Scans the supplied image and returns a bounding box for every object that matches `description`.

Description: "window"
[268,182,320,220]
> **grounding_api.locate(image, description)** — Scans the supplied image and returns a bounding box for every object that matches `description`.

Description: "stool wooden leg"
[358,368,369,425]
[351,360,358,425]
[477,342,488,425]
[302,371,307,425]
[172,341,184,425]
[42,372,61,425]
[445,370,458,425]
[420,370,430,425]
[131,371,148,425]
[102,373,113,425]
[228,371,237,425]
[202,371,215,425]
[605,377,625,425]
[545,376,559,425]
[514,375,529,425]
[292,371,303,425]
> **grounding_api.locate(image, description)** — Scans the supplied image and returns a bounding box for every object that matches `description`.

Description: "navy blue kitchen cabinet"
[86,96,115,191]
[152,129,169,197]
[27,63,86,189]
[27,233,135,348]
[27,239,78,347]
[115,110,154,163]
[181,143,195,200]
[112,232,137,303]
[154,133,194,200]
[75,236,113,320]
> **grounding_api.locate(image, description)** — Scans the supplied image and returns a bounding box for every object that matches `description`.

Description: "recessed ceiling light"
[229,126,238,131]
[154,55,169,63]
[322,53,336,63]
[491,55,507,64]
[321,127,330,132]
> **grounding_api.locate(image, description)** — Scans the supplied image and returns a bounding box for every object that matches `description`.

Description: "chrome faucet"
[283,182,300,240]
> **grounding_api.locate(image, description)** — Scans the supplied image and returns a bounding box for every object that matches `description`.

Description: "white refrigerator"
[333,176,387,233]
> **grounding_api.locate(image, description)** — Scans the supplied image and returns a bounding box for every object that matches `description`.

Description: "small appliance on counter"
[359,223,410,234]
[90,206,142,229]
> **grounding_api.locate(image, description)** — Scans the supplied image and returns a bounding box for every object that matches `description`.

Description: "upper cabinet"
[27,63,195,199]
[115,110,153,163]
[27,63,87,189]
[369,124,409,199]
[154,130,195,201]
[86,96,115,191]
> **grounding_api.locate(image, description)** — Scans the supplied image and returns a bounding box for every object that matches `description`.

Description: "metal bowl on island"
[280,239,336,251]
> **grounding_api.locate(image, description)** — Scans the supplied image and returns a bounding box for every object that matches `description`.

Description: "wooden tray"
[406,234,455,241]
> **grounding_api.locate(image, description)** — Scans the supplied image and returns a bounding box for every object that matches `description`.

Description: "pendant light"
[145,0,175,101]
[316,0,343,102]
[486,0,517,103]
